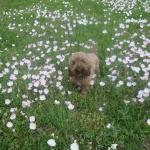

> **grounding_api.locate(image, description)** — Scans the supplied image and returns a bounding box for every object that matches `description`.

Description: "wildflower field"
[0,0,150,149]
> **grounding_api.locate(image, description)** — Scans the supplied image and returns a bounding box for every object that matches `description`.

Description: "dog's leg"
[80,77,91,95]
[80,86,89,95]
[95,59,100,73]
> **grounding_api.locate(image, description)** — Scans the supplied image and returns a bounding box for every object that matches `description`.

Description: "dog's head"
[68,52,91,79]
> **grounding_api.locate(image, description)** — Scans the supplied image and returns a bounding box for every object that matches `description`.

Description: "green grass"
[0,0,150,150]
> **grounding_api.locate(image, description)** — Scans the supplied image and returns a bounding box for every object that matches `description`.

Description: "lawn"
[0,0,150,149]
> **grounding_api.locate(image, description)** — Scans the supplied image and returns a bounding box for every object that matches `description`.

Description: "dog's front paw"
[80,89,86,95]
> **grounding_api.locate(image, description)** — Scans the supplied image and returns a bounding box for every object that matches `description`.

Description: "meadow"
[0,0,150,149]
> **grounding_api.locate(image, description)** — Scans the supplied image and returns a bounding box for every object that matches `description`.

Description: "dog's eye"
[71,61,75,65]
[81,59,85,63]
[81,68,85,73]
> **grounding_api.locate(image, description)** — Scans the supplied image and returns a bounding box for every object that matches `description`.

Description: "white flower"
[34,81,40,87]
[34,88,38,93]
[70,140,79,150]
[47,139,56,147]
[39,95,46,101]
[124,100,130,104]
[111,76,117,81]
[90,80,95,85]
[127,82,132,87]
[5,99,11,105]
[118,81,124,85]
[102,30,108,34]
[7,88,12,93]
[108,147,111,150]
[10,113,16,120]
[54,100,60,105]
[22,75,28,80]
[14,69,18,75]
[131,66,140,73]
[111,144,118,150]
[22,100,31,108]
[29,122,36,130]
[44,88,49,95]
[144,88,150,94]
[6,122,13,128]
[147,119,150,125]
[100,81,105,86]
[4,68,9,73]
[29,116,35,122]
[68,103,74,110]
[10,74,17,80]
[57,76,63,80]
[56,82,61,87]
[61,91,65,95]
[40,79,46,86]
[138,98,144,103]
[7,81,13,87]
[119,23,125,29]
[99,107,103,112]
[65,101,71,105]
[132,82,136,86]
[10,108,17,113]
[106,123,112,128]
[59,85,63,90]
[68,91,72,95]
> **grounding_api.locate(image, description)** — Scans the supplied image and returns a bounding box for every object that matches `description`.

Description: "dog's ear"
[68,66,73,76]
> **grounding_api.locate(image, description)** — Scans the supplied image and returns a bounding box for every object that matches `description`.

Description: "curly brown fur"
[68,47,99,95]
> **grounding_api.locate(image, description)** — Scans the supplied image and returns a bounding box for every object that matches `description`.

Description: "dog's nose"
[75,68,80,74]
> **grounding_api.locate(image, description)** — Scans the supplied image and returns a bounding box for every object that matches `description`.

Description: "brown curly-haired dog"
[68,46,99,94]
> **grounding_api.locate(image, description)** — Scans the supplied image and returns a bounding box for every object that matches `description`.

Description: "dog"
[68,46,99,95]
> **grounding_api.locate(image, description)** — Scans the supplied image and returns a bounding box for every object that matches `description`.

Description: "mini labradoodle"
[68,46,99,94]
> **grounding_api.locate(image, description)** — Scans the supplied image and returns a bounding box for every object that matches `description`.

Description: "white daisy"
[99,107,103,112]
[102,30,108,34]
[22,75,28,80]
[44,88,49,95]
[47,139,56,147]
[68,103,74,110]
[147,119,150,125]
[39,95,46,101]
[29,122,36,130]
[10,74,17,80]
[40,79,46,86]
[7,88,13,93]
[70,140,79,150]
[22,101,31,108]
[10,108,17,113]
[100,81,105,86]
[29,116,35,122]
[68,91,72,95]
[10,113,16,120]
[6,122,13,128]
[54,100,60,105]
[34,81,40,87]
[106,123,112,128]
[57,76,63,80]
[111,144,118,150]
[14,69,18,75]
[90,80,95,85]
[5,99,11,105]
[7,81,13,87]
[56,82,61,87]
